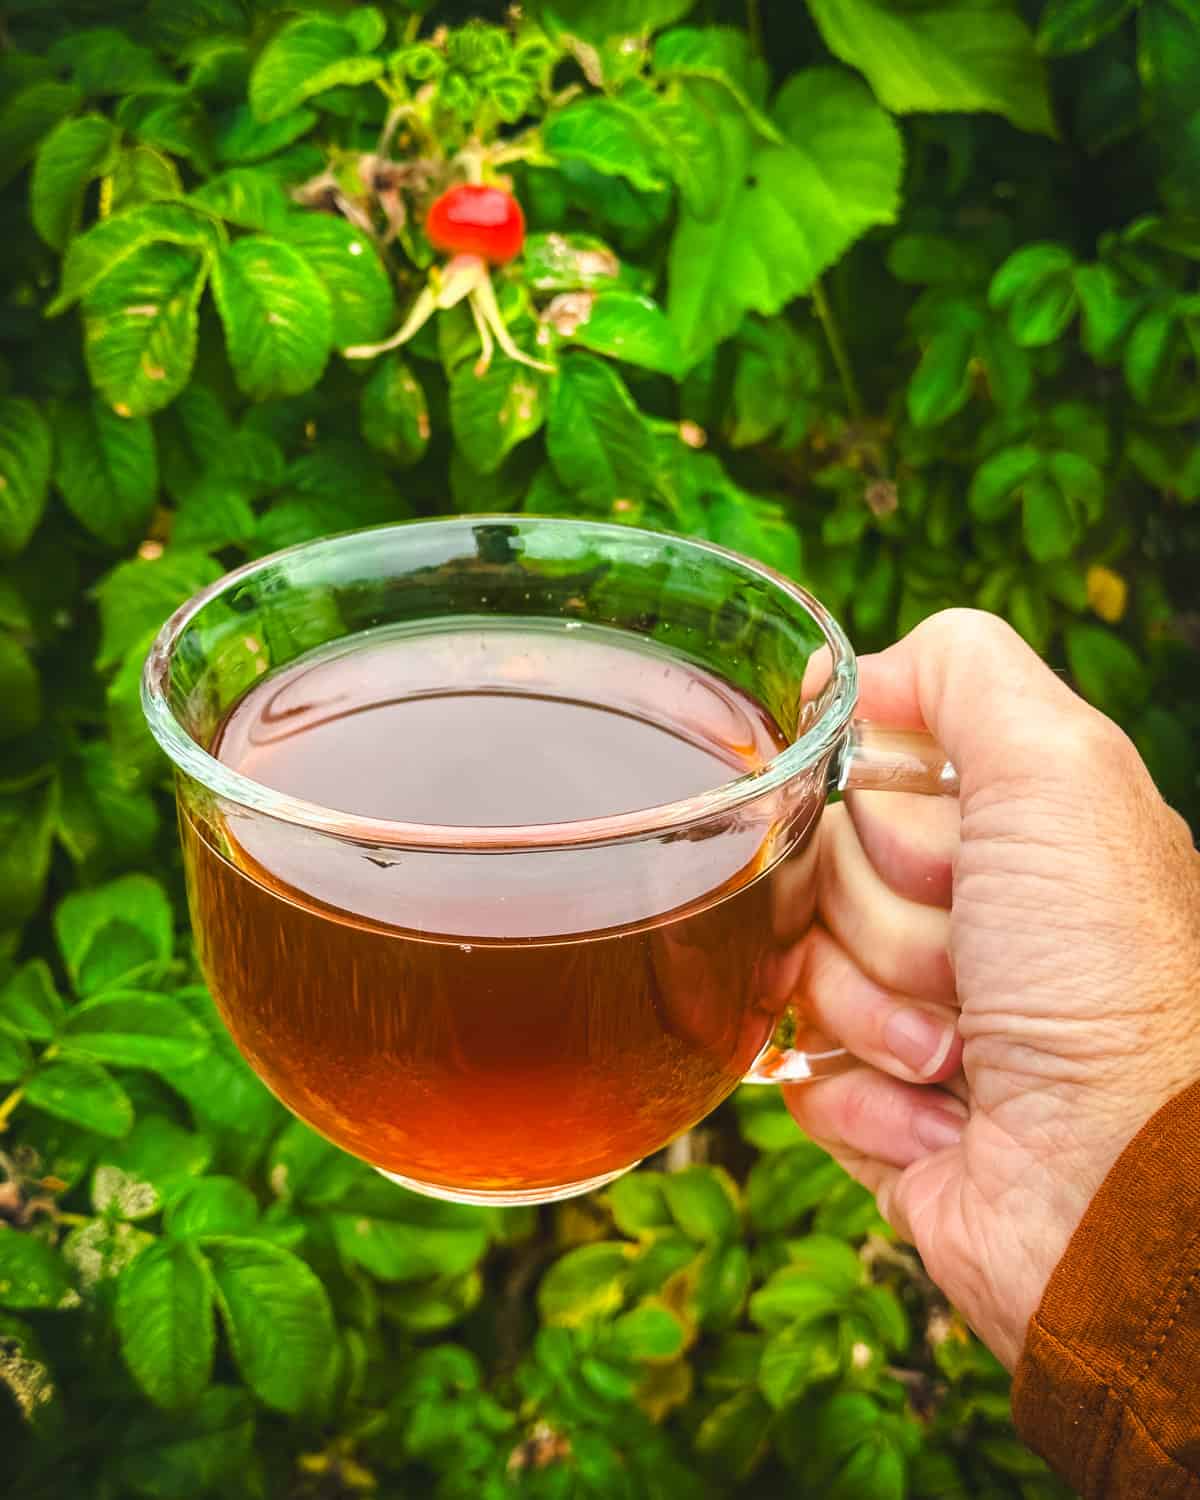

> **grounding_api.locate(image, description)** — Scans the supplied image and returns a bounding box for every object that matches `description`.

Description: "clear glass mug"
[143,517,956,1206]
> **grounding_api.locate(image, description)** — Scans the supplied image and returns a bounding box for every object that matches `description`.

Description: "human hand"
[785,609,1200,1369]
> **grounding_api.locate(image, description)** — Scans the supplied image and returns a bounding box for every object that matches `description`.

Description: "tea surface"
[183,622,813,1195]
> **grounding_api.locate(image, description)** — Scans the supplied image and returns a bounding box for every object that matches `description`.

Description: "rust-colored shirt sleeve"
[1012,1077,1200,1498]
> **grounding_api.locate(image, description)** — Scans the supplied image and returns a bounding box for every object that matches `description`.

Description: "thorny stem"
[812,277,864,423]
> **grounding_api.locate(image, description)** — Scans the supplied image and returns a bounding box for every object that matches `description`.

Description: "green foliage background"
[0,0,1197,1495]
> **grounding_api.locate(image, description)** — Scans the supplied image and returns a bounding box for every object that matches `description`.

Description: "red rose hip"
[425,184,525,264]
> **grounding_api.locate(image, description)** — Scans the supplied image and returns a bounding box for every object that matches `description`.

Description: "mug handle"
[744,721,959,1085]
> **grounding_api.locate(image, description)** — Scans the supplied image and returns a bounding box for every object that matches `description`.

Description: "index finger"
[850,610,1099,797]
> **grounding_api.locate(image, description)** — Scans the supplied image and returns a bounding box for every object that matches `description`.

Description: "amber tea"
[182,620,819,1198]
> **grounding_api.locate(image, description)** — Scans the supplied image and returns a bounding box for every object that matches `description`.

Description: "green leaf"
[48,203,220,317]
[117,1240,215,1409]
[1022,476,1079,561]
[545,97,670,196]
[1007,579,1053,651]
[695,1388,772,1479]
[1074,264,1143,363]
[280,212,394,348]
[62,992,210,1071]
[56,741,160,875]
[745,1141,847,1233]
[155,990,284,1174]
[360,354,430,466]
[736,1086,802,1151]
[1048,450,1105,520]
[187,167,291,231]
[760,1321,841,1408]
[115,1385,255,1499]
[975,320,1034,410]
[53,397,157,546]
[215,103,318,164]
[888,232,992,286]
[785,1235,864,1291]
[547,354,654,502]
[1006,275,1079,346]
[668,69,902,369]
[610,1301,687,1359]
[1065,623,1148,718]
[172,475,257,550]
[212,236,333,400]
[806,0,1055,135]
[1123,303,1179,404]
[692,1241,752,1329]
[110,144,184,212]
[855,1284,910,1353]
[0,1232,73,1310]
[749,1267,853,1328]
[115,89,212,171]
[0,781,58,930]
[31,114,120,250]
[654,27,779,141]
[99,1115,212,1194]
[908,322,975,427]
[541,0,698,42]
[662,1166,740,1242]
[204,1237,336,1414]
[0,961,66,1042]
[727,317,822,447]
[0,81,82,189]
[1,1024,37,1084]
[450,358,548,476]
[1138,0,1200,217]
[54,874,174,994]
[607,1171,674,1235]
[561,291,679,374]
[83,243,208,418]
[249,16,384,123]
[989,242,1076,304]
[94,548,222,672]
[969,443,1044,521]
[1135,705,1200,808]
[49,27,171,97]
[329,1186,489,1283]
[538,1242,633,1326]
[267,1119,363,1207]
[167,1178,259,1238]
[0,634,39,741]
[1038,0,1137,55]
[24,1057,133,1139]
[0,398,53,556]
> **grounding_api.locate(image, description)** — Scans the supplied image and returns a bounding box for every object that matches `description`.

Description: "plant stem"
[746,0,764,55]
[812,278,863,423]
[0,1085,25,1131]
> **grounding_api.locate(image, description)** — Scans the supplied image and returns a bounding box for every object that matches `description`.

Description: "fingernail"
[915,1107,967,1153]
[885,1008,956,1079]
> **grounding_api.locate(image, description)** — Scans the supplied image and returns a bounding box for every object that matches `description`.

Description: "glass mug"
[143,517,956,1206]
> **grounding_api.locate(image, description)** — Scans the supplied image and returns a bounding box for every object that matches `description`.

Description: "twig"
[812,277,864,422]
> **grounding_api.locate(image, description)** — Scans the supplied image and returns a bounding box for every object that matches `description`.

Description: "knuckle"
[915,608,1025,660]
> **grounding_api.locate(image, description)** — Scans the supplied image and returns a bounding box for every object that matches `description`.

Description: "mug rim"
[141,515,859,851]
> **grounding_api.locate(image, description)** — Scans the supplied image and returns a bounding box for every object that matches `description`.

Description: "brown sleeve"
[1011,1077,1200,1499]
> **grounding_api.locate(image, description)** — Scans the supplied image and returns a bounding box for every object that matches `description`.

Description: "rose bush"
[1,1,1196,1495]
